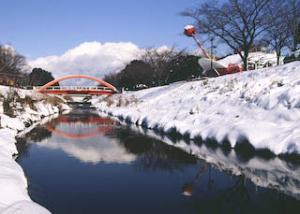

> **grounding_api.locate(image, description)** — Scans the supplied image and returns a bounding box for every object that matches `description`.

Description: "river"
[16,109,300,214]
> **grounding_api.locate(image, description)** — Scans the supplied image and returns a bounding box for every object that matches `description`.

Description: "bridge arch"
[37,75,117,92]
[46,114,117,139]
[46,125,113,139]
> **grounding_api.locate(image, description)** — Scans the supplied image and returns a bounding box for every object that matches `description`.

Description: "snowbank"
[93,62,300,155]
[218,51,283,67]
[0,86,70,214]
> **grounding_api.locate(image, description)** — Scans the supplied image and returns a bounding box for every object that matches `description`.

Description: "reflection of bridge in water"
[55,114,116,124]
[46,113,118,140]
[46,125,114,140]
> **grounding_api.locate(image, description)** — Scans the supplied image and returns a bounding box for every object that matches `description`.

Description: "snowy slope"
[94,61,300,155]
[0,86,70,214]
[218,51,283,67]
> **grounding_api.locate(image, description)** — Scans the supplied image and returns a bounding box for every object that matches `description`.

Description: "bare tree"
[0,45,30,86]
[141,47,186,85]
[104,48,201,90]
[0,45,27,74]
[182,0,271,70]
[263,1,291,65]
[286,0,300,51]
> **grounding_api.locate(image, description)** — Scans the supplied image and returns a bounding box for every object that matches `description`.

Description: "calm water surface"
[16,110,300,214]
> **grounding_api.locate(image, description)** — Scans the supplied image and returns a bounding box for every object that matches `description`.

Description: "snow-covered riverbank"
[0,86,69,214]
[94,62,300,156]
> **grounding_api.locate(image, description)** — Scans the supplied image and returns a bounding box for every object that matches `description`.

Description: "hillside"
[94,61,300,155]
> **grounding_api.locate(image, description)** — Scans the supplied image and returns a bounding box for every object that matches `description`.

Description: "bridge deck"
[35,86,116,95]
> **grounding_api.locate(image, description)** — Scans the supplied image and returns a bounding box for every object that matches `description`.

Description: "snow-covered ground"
[0,86,70,214]
[218,51,283,68]
[93,61,300,156]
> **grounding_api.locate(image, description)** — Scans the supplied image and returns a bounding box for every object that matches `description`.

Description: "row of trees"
[104,48,203,90]
[0,44,56,87]
[105,0,299,90]
[182,0,300,69]
[0,43,201,90]
[1,43,201,90]
[0,44,27,86]
[2,0,299,90]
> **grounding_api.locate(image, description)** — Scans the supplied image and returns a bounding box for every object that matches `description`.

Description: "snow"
[93,61,300,155]
[217,51,283,67]
[184,25,194,30]
[0,86,70,214]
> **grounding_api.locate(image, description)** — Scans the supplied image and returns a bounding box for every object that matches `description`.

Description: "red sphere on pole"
[184,25,196,37]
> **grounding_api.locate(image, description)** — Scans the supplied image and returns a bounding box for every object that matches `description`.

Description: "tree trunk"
[237,50,249,71]
[276,49,281,65]
[242,54,248,71]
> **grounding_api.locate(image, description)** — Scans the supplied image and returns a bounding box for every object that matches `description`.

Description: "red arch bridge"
[36,75,118,95]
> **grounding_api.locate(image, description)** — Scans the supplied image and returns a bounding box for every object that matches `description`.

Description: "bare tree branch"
[182,0,272,70]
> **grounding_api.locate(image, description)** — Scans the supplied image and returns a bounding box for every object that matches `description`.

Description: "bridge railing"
[28,86,114,91]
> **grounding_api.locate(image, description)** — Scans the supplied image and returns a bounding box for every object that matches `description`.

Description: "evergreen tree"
[167,55,202,84]
[28,68,58,86]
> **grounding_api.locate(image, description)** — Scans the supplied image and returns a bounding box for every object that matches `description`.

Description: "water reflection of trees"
[180,160,299,214]
[26,127,52,142]
[183,172,300,214]
[16,126,52,158]
[211,176,251,213]
[16,113,300,212]
[17,114,198,171]
[108,127,198,172]
[48,112,117,126]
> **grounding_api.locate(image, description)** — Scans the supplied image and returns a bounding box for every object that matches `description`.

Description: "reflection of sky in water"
[17,115,300,214]
[37,123,136,164]
[33,121,300,200]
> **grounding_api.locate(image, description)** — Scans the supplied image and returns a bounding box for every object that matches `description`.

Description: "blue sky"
[0,0,202,58]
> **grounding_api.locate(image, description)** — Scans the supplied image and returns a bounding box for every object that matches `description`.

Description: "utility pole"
[210,38,220,76]
[210,38,214,72]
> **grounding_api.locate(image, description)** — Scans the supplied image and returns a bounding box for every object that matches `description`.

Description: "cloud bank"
[29,41,144,85]
[38,136,136,164]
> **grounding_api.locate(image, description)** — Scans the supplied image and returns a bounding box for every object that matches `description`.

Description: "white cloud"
[154,45,171,54]
[37,124,136,164]
[29,41,144,85]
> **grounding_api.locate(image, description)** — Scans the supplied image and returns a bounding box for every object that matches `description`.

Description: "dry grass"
[63,95,73,101]
[44,95,65,106]
[102,94,139,107]
[103,96,114,107]
[2,88,19,116]
[116,95,139,107]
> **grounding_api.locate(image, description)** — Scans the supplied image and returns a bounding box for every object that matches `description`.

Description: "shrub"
[44,95,64,106]
[2,88,18,116]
